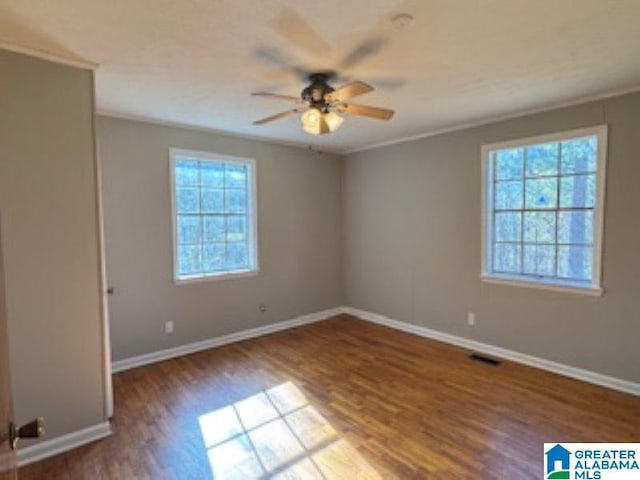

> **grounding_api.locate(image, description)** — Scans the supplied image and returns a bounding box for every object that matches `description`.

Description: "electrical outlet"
[467,312,476,326]
[165,321,174,334]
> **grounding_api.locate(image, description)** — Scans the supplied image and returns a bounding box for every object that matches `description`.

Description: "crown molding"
[344,85,640,155]
[96,110,342,156]
[0,42,97,70]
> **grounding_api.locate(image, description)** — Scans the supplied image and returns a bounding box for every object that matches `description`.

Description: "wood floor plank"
[20,315,639,479]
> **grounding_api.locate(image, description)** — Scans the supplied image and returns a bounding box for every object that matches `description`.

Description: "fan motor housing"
[301,72,335,112]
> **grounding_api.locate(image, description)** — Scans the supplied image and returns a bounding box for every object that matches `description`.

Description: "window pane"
[494,148,524,180]
[561,136,597,174]
[201,162,225,188]
[558,246,593,281]
[173,153,256,280]
[559,174,595,208]
[203,215,225,242]
[523,244,555,276]
[485,130,602,288]
[526,143,558,177]
[523,211,555,243]
[202,189,225,213]
[525,177,557,209]
[178,245,201,275]
[203,243,226,271]
[494,212,521,242]
[226,243,248,268]
[494,180,523,210]
[176,187,200,213]
[558,211,593,245]
[226,164,247,189]
[493,243,521,273]
[227,216,247,242]
[226,189,247,213]
[177,215,201,244]
[175,159,199,185]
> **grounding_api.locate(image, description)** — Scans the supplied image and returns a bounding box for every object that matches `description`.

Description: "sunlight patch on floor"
[198,381,381,479]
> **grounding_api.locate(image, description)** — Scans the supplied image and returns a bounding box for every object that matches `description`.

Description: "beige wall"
[343,92,640,383]
[1,46,636,454]
[0,50,106,438]
[97,116,343,361]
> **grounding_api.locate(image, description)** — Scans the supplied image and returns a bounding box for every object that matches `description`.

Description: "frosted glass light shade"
[324,111,344,132]
[301,108,344,135]
[301,108,321,135]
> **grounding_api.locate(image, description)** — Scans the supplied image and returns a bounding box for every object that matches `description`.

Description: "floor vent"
[469,353,502,366]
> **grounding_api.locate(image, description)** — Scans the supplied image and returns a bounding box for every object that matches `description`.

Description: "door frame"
[91,82,113,419]
[0,213,18,479]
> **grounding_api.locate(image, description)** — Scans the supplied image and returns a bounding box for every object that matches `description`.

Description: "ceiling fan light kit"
[301,108,344,135]
[323,111,345,132]
[253,72,394,136]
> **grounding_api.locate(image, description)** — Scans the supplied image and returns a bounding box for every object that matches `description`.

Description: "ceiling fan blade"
[338,103,395,121]
[252,92,303,103]
[325,81,374,103]
[253,109,301,125]
[253,46,309,80]
[365,77,406,90]
[270,8,330,58]
[338,36,388,70]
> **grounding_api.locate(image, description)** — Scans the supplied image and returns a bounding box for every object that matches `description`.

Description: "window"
[481,126,607,295]
[170,149,258,282]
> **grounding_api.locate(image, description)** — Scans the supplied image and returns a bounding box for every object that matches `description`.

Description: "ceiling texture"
[1,0,640,153]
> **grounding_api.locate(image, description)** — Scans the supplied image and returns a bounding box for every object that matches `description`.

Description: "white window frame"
[170,148,259,284]
[481,125,607,296]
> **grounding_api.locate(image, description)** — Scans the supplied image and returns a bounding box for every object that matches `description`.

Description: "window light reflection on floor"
[197,381,381,479]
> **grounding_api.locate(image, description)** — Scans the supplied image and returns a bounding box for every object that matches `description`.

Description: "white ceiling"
[1,0,640,153]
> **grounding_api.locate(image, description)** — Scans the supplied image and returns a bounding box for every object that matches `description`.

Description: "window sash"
[481,126,607,293]
[170,149,258,282]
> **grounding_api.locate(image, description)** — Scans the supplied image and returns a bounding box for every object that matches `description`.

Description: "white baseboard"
[17,421,112,467]
[20,306,633,469]
[112,307,344,373]
[111,304,638,395]
[342,307,640,396]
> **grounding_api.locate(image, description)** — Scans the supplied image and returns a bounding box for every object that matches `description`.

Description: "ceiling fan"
[252,71,394,135]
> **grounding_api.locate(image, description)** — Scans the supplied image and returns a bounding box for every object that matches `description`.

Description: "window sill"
[480,273,603,296]
[174,269,259,285]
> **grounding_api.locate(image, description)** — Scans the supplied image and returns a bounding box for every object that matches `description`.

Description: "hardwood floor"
[20,314,639,479]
